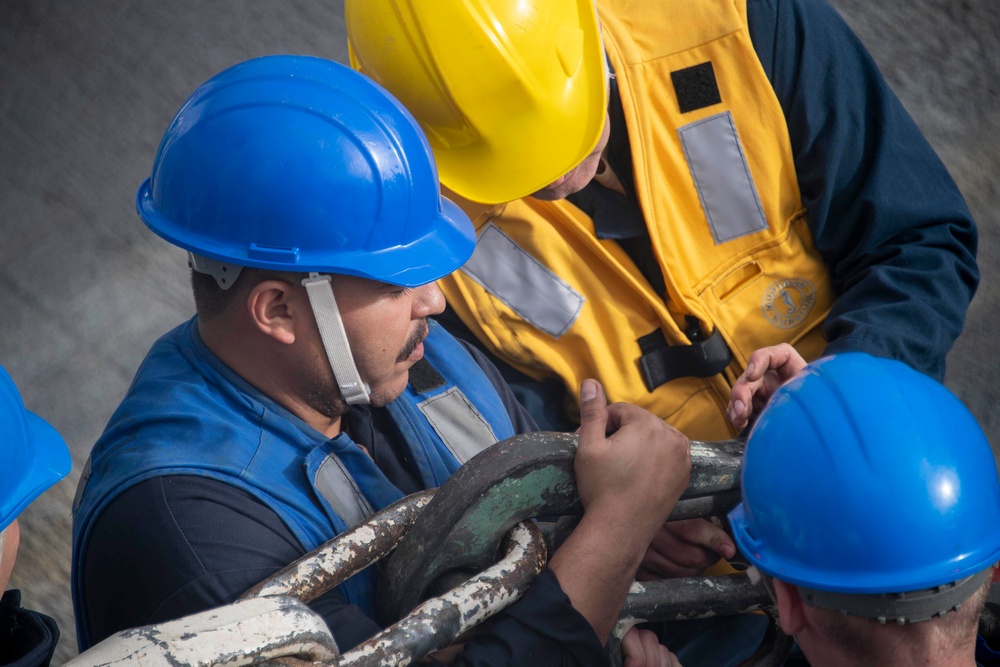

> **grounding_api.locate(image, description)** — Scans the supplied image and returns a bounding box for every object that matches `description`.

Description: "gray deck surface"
[1,1,997,660]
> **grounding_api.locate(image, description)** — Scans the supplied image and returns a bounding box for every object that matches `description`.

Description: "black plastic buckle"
[638,319,733,391]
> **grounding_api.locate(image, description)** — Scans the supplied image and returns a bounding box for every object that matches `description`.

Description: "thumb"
[577,379,608,441]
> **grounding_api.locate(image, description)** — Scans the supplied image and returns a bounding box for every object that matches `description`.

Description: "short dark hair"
[810,570,992,663]
[190,267,305,320]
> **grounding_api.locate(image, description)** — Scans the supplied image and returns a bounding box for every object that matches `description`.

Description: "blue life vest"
[71,317,514,647]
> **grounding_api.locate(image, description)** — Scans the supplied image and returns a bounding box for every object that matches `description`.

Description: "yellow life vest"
[439,0,834,440]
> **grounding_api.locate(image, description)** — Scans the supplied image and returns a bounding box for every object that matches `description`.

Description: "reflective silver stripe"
[460,223,584,338]
[418,387,498,465]
[313,454,374,528]
[679,111,767,244]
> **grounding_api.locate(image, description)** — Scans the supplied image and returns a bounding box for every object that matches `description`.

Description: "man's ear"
[772,578,808,636]
[247,279,301,345]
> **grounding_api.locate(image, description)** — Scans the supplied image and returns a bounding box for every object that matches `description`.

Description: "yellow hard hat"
[346,0,608,205]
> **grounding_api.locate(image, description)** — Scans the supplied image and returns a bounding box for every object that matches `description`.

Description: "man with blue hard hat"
[727,347,1000,666]
[71,54,690,665]
[0,366,72,667]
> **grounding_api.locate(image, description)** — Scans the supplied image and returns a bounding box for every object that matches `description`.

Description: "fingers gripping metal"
[375,431,791,667]
[68,432,781,666]
[377,431,748,624]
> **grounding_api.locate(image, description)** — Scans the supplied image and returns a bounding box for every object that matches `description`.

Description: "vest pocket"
[700,220,833,367]
[712,260,763,303]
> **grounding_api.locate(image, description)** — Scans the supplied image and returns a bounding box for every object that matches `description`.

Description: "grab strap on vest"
[638,318,733,391]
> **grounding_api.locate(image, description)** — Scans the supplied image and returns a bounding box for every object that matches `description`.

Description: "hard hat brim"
[0,410,71,533]
[137,181,476,288]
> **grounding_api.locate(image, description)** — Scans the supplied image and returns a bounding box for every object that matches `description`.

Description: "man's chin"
[531,164,599,200]
[367,375,410,408]
[531,182,578,201]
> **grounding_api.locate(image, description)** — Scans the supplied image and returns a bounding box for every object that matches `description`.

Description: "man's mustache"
[396,319,429,363]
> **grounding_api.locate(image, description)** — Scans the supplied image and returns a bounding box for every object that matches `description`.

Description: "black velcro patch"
[671,62,722,114]
[408,358,446,394]
[638,328,668,356]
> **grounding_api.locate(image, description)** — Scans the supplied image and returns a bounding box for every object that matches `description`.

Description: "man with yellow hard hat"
[345,0,978,587]
[345,0,977,437]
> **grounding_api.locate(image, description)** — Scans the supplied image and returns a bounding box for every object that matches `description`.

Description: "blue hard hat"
[136,55,475,287]
[728,353,1000,594]
[0,366,72,533]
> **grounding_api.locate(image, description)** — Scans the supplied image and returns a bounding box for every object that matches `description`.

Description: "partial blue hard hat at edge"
[728,352,1000,595]
[136,55,475,288]
[0,366,72,533]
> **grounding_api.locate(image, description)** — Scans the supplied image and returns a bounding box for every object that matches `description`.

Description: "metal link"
[374,431,793,666]
[65,595,340,667]
[377,431,747,623]
[333,522,546,667]
[242,490,435,603]
[69,432,779,666]
[620,573,771,623]
[239,490,546,666]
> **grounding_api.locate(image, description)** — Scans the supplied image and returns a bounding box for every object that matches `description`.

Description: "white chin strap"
[188,255,370,405]
[301,273,371,405]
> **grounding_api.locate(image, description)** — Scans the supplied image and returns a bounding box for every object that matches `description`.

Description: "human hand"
[574,379,691,539]
[549,381,692,642]
[621,627,683,667]
[637,519,736,579]
[727,344,808,429]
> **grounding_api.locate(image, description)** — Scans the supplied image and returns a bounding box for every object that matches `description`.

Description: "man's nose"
[413,282,445,318]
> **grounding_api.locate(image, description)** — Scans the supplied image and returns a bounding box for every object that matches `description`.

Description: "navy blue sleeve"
[747,0,979,380]
[79,475,382,652]
[452,569,608,667]
[0,591,59,667]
